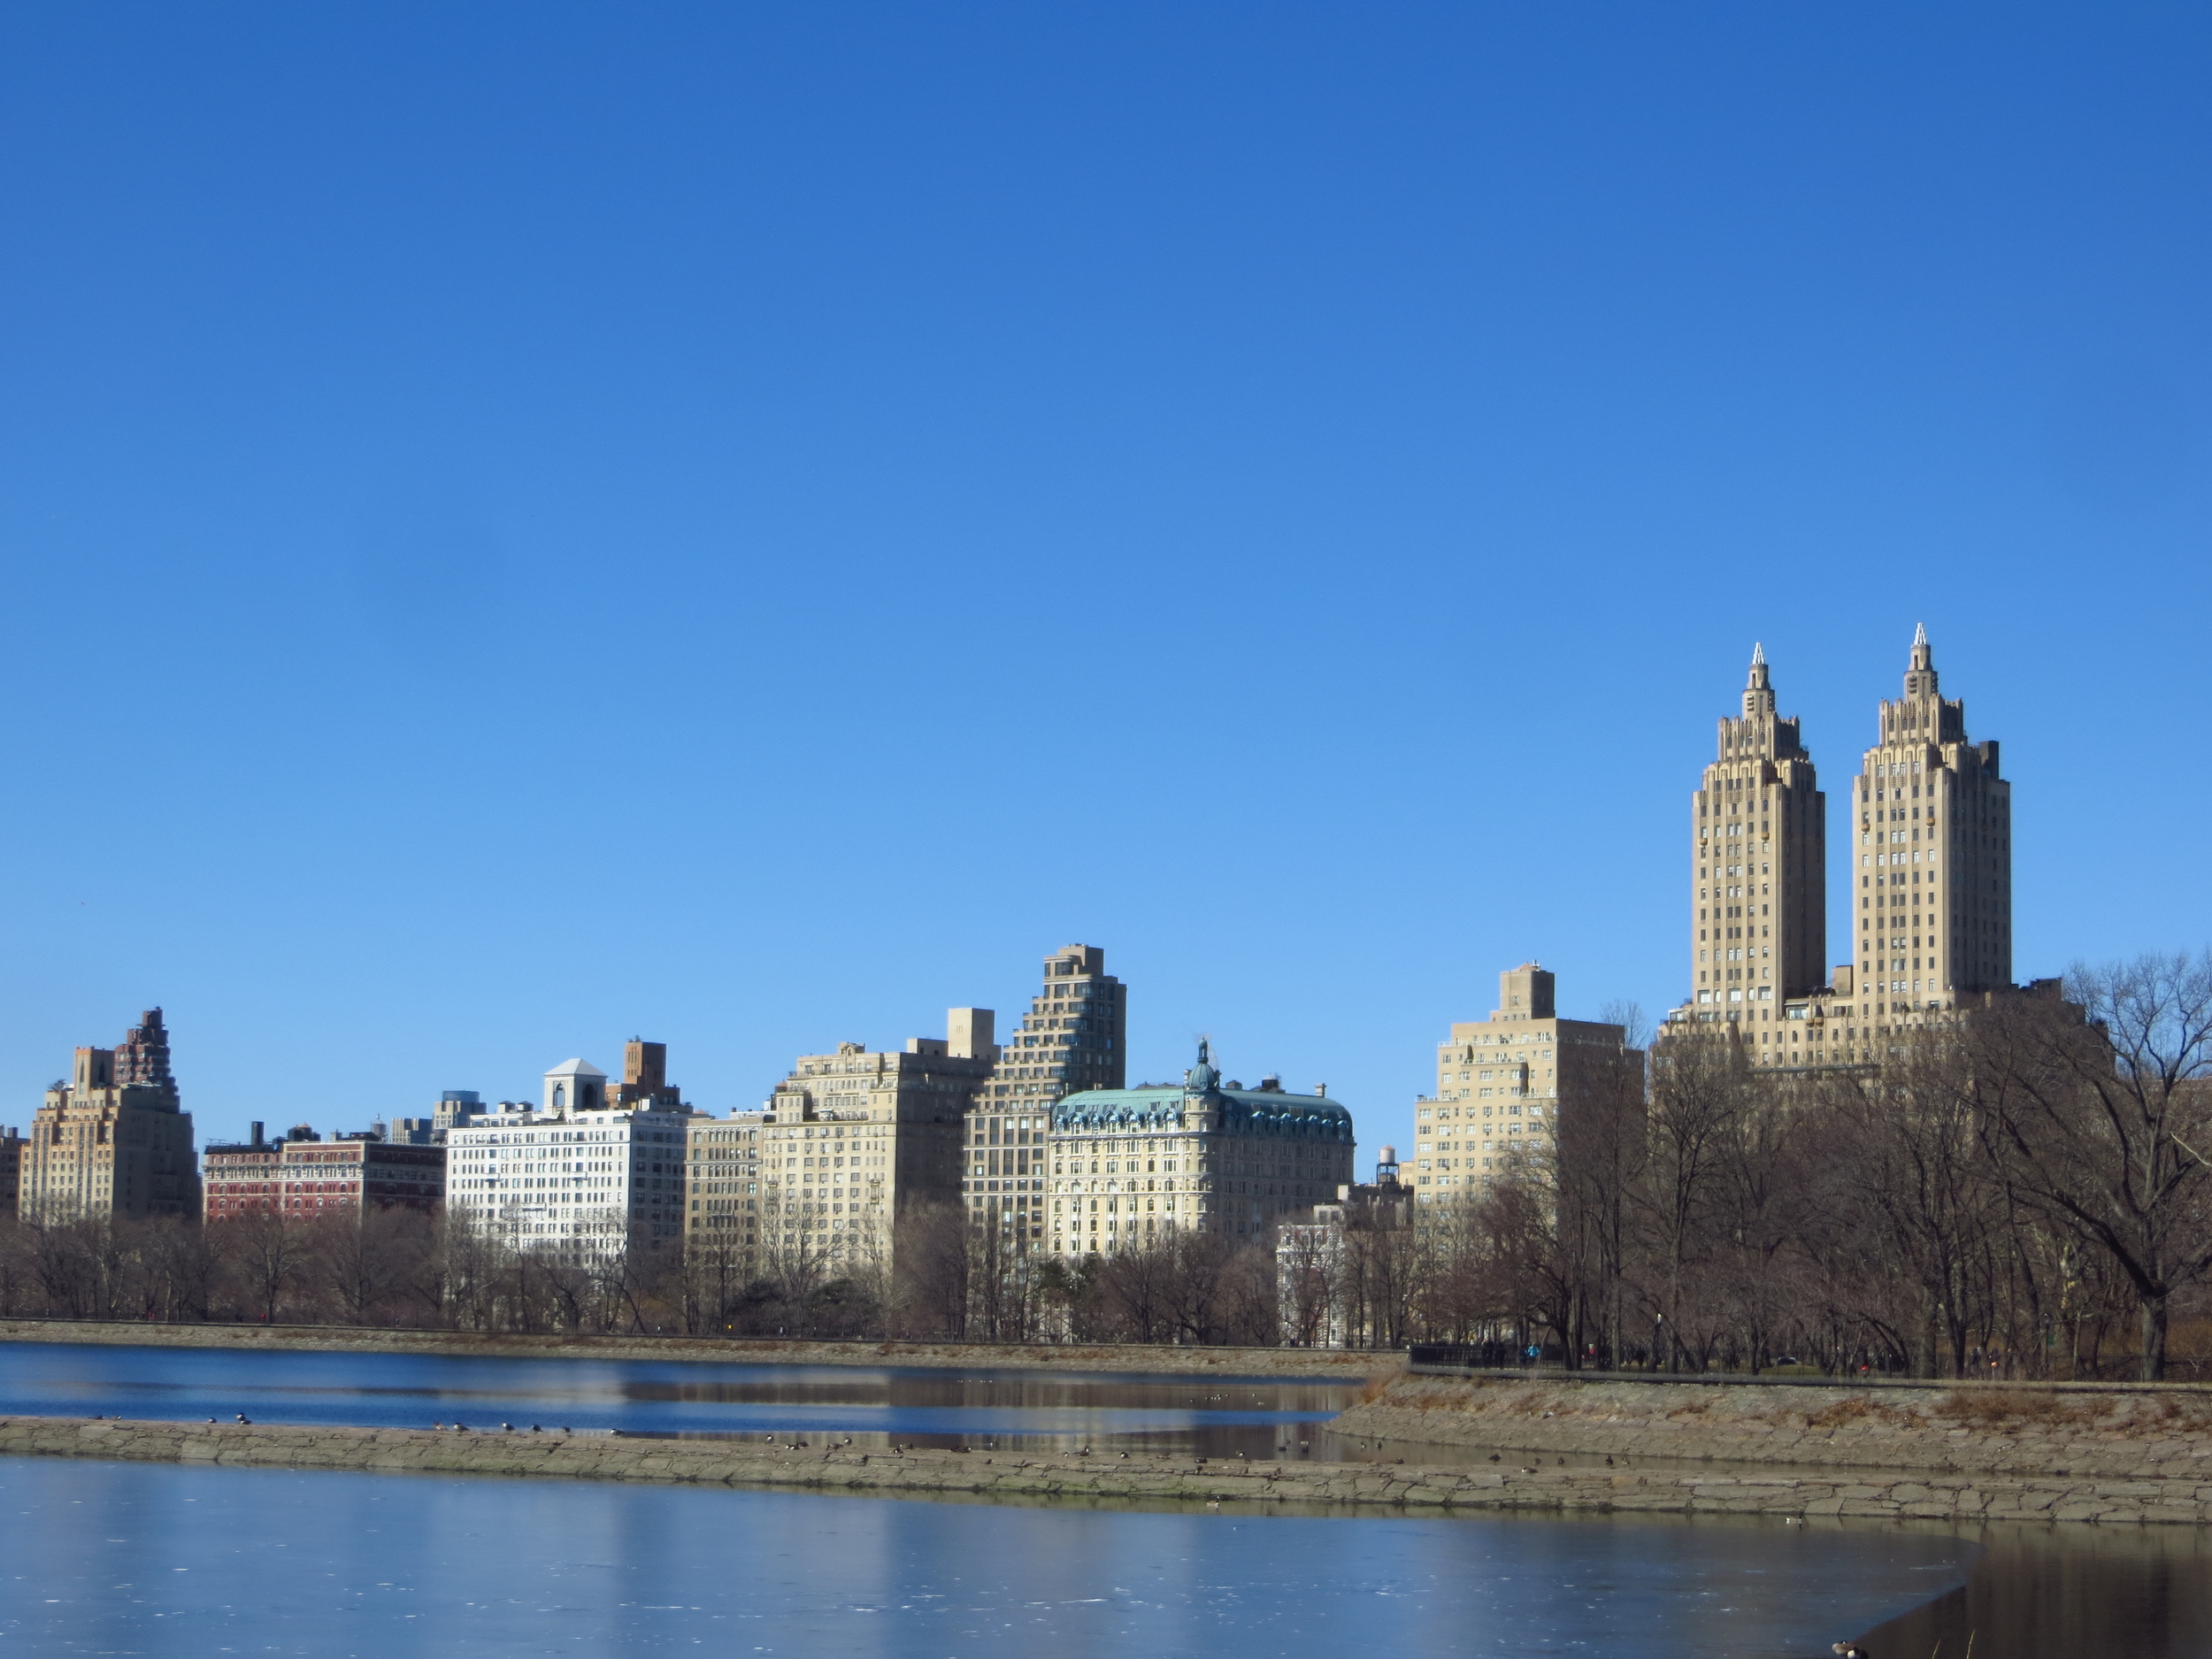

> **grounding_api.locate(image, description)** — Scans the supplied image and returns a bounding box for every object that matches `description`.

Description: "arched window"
[553,1085,566,1112]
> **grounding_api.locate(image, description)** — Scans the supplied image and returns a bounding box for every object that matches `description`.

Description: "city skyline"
[6,624,2139,1174]
[2,10,2205,1170]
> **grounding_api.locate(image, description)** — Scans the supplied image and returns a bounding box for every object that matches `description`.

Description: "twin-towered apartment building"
[1677,626,2016,1067]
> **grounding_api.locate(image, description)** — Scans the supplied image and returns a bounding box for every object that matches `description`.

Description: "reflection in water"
[0,1457,1977,1659]
[0,1341,1371,1459]
[0,1341,1929,1472]
[1863,1523,2212,1658]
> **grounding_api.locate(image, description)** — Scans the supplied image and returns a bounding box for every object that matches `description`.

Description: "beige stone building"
[19,1009,199,1223]
[1048,1041,1355,1256]
[965,944,1126,1248]
[756,1010,995,1269]
[1667,628,2018,1071]
[1411,965,1637,1204]
[686,1111,766,1259]
[1847,625,2014,1020]
[1685,645,1827,1039]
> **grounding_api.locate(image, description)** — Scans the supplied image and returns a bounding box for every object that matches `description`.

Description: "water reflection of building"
[1048,1041,1356,1257]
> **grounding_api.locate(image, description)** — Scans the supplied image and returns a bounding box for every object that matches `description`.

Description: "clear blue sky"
[2,5,2206,1164]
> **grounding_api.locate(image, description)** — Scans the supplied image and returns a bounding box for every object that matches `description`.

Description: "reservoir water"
[3,1340,2208,1655]
[0,1340,1362,1457]
[0,1457,1971,1658]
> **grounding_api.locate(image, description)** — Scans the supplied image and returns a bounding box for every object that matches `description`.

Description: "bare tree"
[1636,1029,1746,1370]
[890,1204,969,1339]
[1090,1238,1180,1342]
[139,1217,227,1323]
[1975,955,2212,1379]
[229,1212,309,1324]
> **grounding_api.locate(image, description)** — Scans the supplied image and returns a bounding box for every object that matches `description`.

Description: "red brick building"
[203,1124,445,1223]
[201,1127,281,1219]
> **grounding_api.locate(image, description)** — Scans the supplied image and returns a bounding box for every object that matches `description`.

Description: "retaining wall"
[2,1417,2208,1524]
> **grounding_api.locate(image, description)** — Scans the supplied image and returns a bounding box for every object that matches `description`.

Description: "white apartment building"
[444,1053,693,1262]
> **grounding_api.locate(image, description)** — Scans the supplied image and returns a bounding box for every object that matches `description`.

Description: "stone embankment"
[1336,1374,2212,1483]
[0,1319,1390,1381]
[2,1416,2206,1524]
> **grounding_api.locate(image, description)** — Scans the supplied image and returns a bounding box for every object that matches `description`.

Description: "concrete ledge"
[4,1417,2208,1524]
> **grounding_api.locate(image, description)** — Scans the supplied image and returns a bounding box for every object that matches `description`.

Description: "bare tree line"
[4,952,2202,1375]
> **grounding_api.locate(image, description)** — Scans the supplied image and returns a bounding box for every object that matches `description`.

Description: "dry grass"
[1929,1390,2108,1428]
[1803,1395,1912,1430]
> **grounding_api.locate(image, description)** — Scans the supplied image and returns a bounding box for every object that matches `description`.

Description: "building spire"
[1906,623,1936,691]
[1742,642,1775,717]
